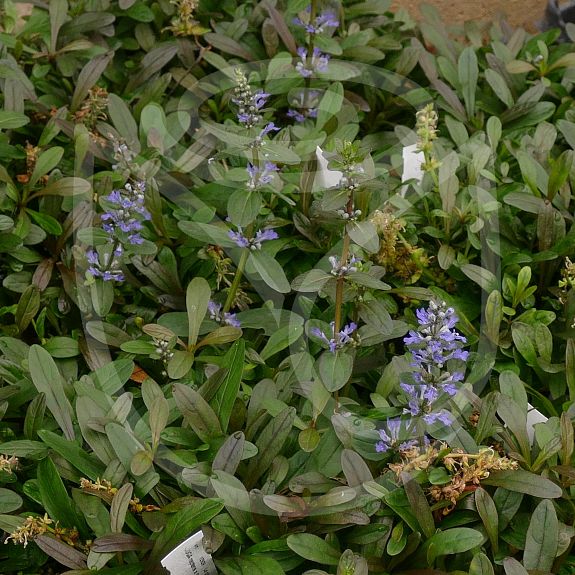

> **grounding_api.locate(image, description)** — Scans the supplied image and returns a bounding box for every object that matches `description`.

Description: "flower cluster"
[80,477,160,513]
[295,47,330,78]
[429,448,518,513]
[101,181,151,246]
[329,254,361,277]
[375,419,420,453]
[164,0,205,36]
[232,68,270,128]
[0,454,18,474]
[293,8,339,34]
[87,159,151,282]
[312,322,357,353]
[86,245,124,282]
[208,300,241,328]
[287,88,321,123]
[228,227,278,250]
[416,104,440,171]
[337,207,362,221]
[400,301,468,426]
[153,337,174,362]
[5,514,54,548]
[247,162,278,189]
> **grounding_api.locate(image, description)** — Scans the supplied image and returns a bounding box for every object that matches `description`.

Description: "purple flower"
[258,122,280,139]
[329,254,361,276]
[86,248,124,282]
[235,90,270,127]
[375,419,420,453]
[228,227,278,250]
[247,162,279,189]
[293,9,339,34]
[295,47,330,78]
[208,300,241,328]
[100,181,151,245]
[287,90,321,122]
[287,109,307,123]
[397,301,468,431]
[312,321,357,353]
[228,228,251,249]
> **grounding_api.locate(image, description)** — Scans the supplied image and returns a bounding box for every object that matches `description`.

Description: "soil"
[390,0,551,33]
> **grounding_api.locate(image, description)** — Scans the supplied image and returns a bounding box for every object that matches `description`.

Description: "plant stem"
[334,233,350,337]
[223,248,249,314]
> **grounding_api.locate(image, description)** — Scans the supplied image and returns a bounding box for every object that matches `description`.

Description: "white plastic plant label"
[161,530,217,575]
[401,143,425,191]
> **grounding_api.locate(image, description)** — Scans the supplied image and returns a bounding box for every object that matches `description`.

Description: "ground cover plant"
[0,0,575,573]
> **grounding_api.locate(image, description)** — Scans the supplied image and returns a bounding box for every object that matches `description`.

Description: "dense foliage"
[0,0,575,573]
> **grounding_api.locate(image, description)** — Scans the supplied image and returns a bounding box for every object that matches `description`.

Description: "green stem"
[223,248,249,314]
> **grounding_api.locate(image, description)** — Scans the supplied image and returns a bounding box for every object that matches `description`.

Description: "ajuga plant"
[0,0,574,574]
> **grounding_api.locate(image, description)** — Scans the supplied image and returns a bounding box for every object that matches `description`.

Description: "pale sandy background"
[13,1,558,35]
[390,0,549,32]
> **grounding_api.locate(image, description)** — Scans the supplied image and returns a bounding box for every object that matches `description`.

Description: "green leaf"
[28,345,75,441]
[299,427,321,452]
[317,82,344,129]
[461,264,498,293]
[470,553,495,575]
[245,407,295,489]
[287,533,341,565]
[29,147,65,187]
[523,499,558,572]
[167,350,195,380]
[401,472,435,538]
[485,69,513,107]
[317,351,353,392]
[426,527,483,563]
[70,52,113,113]
[178,221,235,247]
[291,269,332,292]
[0,110,30,130]
[484,290,503,345]
[173,383,223,442]
[31,177,91,198]
[35,534,88,570]
[475,487,499,553]
[0,489,22,513]
[15,285,40,334]
[37,430,105,480]
[90,279,114,317]
[217,556,286,575]
[212,431,245,475]
[120,340,156,355]
[149,499,224,563]
[186,277,210,348]
[260,324,303,361]
[248,251,291,294]
[502,558,529,575]
[110,483,133,533]
[458,46,478,118]
[204,32,254,60]
[347,220,380,253]
[43,337,80,358]
[341,449,373,487]
[38,457,87,535]
[49,0,68,53]
[107,94,139,151]
[228,189,262,228]
[566,339,575,401]
[211,340,244,432]
[24,393,46,440]
[482,469,562,498]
